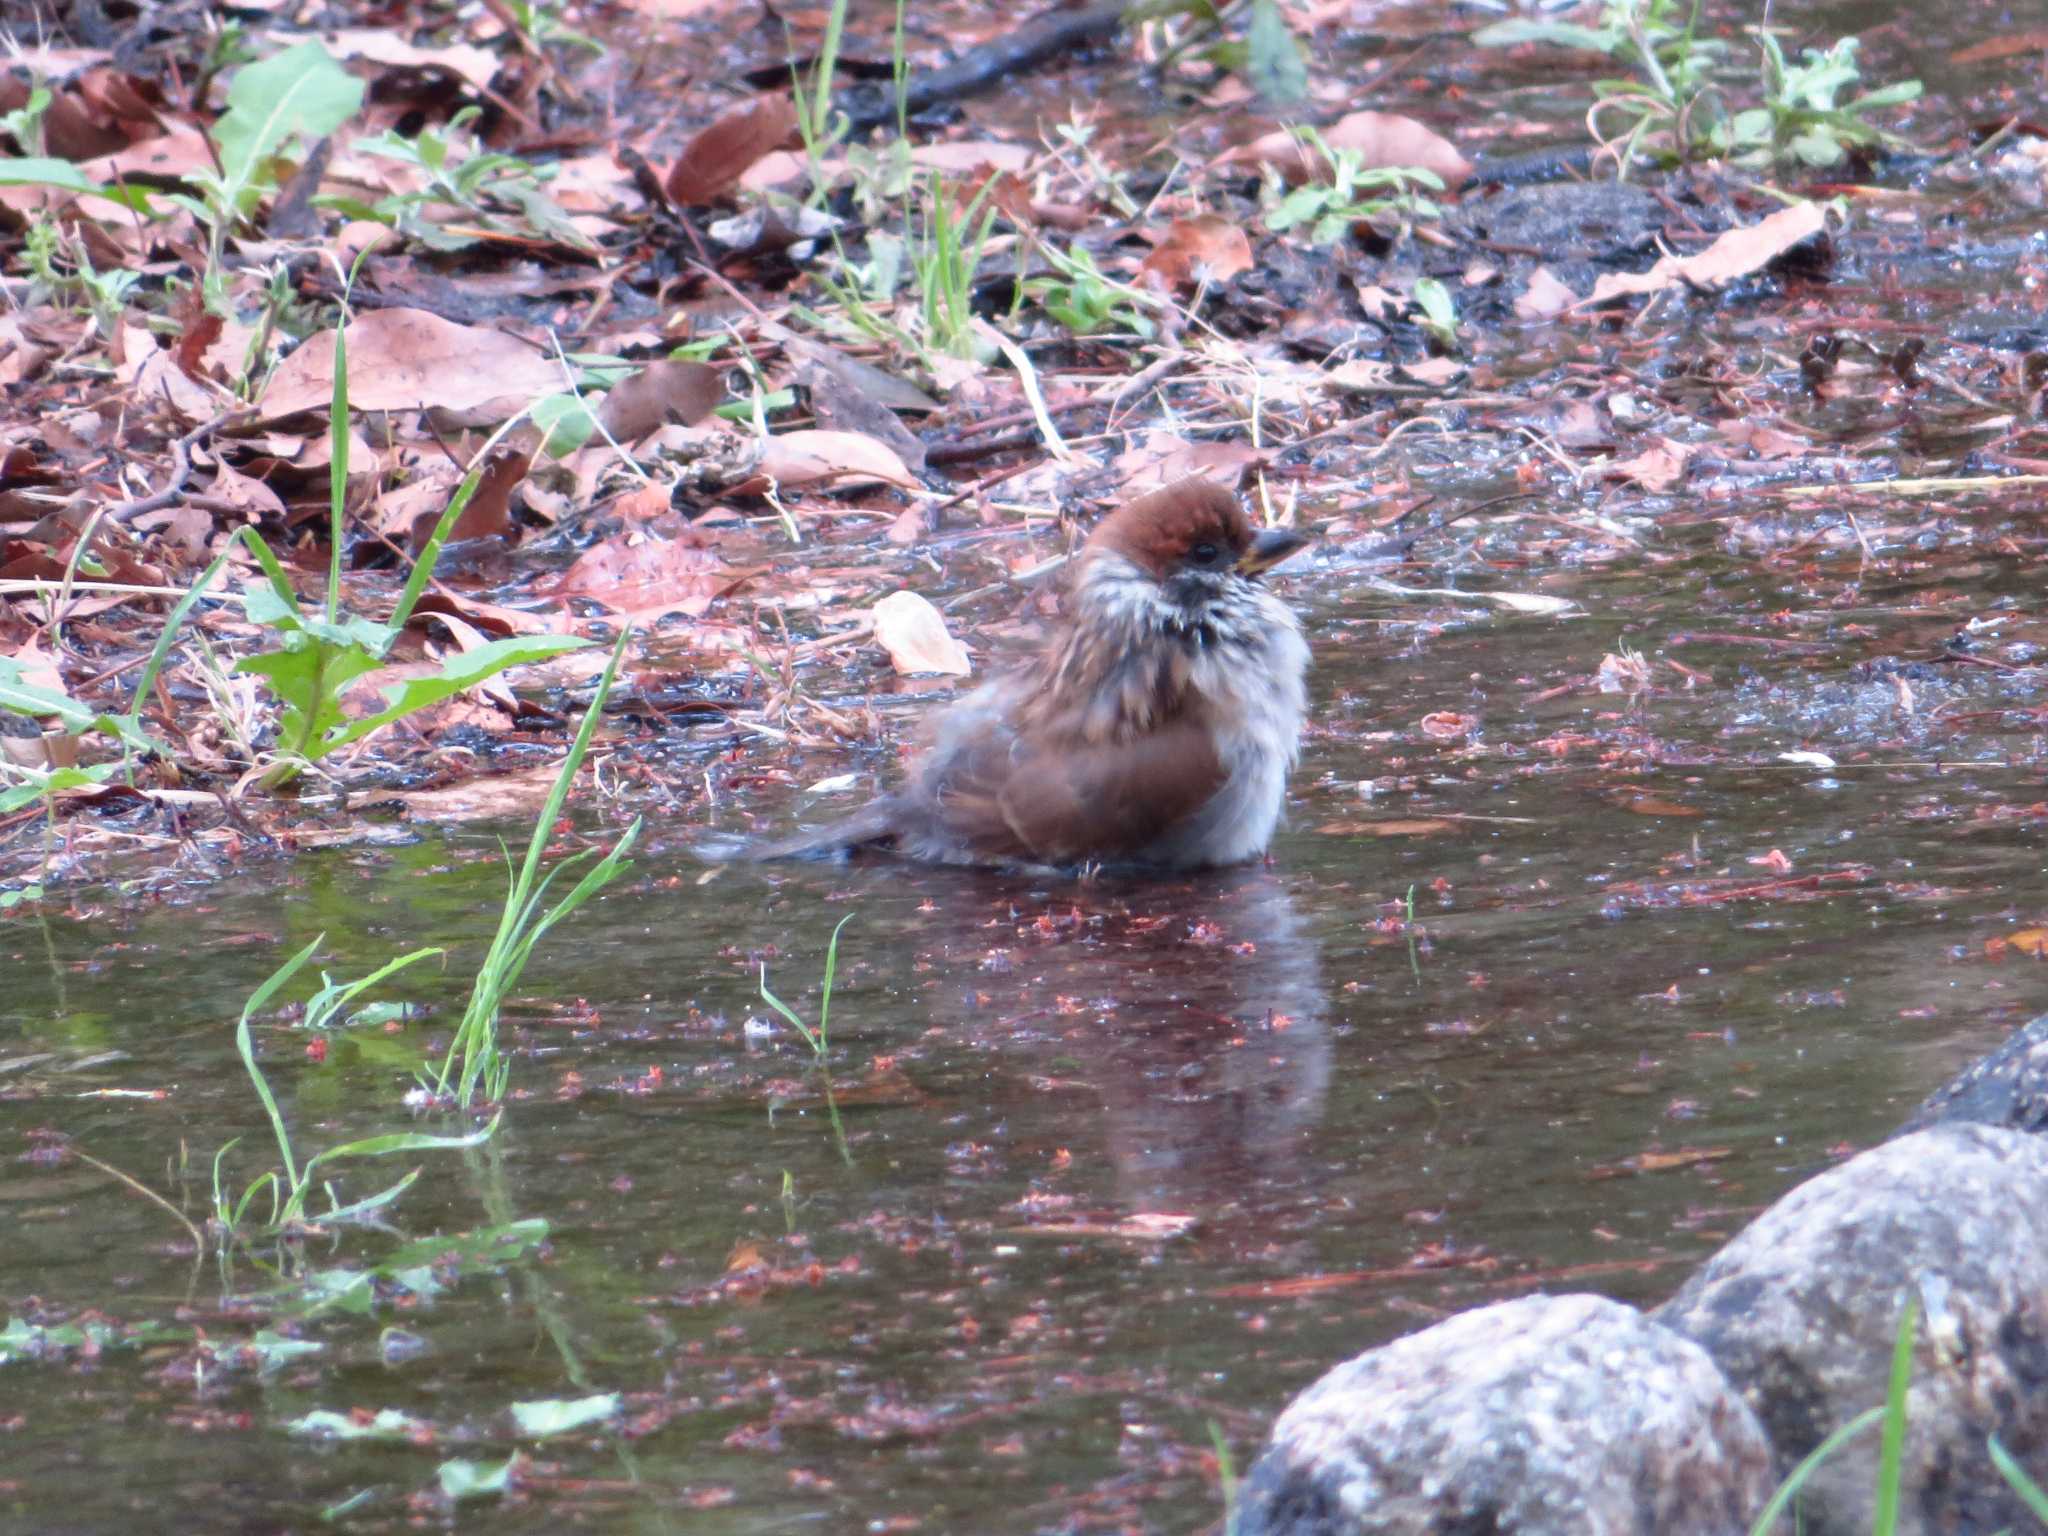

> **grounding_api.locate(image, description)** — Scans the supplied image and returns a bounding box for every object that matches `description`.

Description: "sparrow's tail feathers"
[703,803,900,864]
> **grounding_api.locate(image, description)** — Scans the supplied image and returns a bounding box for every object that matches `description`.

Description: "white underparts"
[1070,555,1310,867]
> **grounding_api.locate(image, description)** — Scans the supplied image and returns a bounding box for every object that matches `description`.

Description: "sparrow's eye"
[1188,541,1223,567]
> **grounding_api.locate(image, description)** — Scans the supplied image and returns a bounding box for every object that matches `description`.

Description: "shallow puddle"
[6,539,2044,1530]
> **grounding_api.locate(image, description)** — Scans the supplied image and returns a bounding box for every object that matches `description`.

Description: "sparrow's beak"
[1238,526,1309,576]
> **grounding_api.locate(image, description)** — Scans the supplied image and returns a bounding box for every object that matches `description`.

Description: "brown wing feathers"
[995,721,1225,864]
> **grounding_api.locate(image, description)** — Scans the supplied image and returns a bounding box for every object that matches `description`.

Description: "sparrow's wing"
[959,718,1226,866]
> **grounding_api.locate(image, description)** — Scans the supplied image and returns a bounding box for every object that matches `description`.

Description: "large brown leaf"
[666,94,800,206]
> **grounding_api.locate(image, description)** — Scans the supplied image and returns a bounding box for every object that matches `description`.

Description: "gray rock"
[1237,1292,1773,1535]
[1897,1014,2048,1135]
[1656,1124,2048,1535]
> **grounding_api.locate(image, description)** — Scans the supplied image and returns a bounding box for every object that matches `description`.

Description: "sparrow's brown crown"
[1085,480,1306,582]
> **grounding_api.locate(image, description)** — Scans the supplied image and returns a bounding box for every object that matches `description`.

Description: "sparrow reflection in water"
[747,477,1310,870]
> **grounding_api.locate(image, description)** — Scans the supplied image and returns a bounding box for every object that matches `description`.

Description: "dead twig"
[107,408,254,524]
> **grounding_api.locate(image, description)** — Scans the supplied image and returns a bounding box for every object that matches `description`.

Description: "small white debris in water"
[805,773,862,796]
[1778,750,1836,769]
[742,1015,777,1044]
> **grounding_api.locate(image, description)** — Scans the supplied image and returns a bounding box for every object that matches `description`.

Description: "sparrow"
[745,476,1311,870]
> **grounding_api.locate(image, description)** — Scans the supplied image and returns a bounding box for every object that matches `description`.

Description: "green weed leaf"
[1246,0,1308,104]
[511,1394,620,1438]
[438,1455,519,1501]
[291,1407,426,1441]
[319,634,592,753]
[212,41,364,215]
[0,157,157,214]
[530,393,598,458]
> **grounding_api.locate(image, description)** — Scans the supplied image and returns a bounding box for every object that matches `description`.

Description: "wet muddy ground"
[8,0,2048,1529]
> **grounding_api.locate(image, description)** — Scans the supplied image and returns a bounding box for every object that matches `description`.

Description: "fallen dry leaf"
[1221,110,1471,188]
[1608,439,1690,493]
[423,446,529,548]
[749,428,917,492]
[202,461,287,519]
[597,360,724,442]
[1950,30,2048,63]
[388,761,569,823]
[910,140,1033,175]
[408,591,578,638]
[323,27,500,89]
[872,590,971,676]
[259,308,564,422]
[1589,1147,1733,1178]
[667,93,800,206]
[1515,266,1577,320]
[1316,818,1457,837]
[554,531,733,620]
[128,346,223,426]
[1113,433,1261,494]
[1140,215,1255,290]
[1589,202,1827,305]
[1614,793,1699,817]
[1717,419,1809,460]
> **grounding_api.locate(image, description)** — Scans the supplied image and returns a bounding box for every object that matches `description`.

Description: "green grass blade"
[1989,1435,2048,1520]
[1873,1291,1922,1534]
[1746,1406,1885,1535]
[326,293,347,623]
[817,913,853,1045]
[237,934,326,1189]
[434,628,634,1102]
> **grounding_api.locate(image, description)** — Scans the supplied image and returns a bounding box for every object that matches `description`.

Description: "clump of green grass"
[213,940,496,1256]
[431,628,642,1107]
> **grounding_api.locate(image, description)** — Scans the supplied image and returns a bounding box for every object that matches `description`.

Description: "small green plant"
[500,0,602,52]
[911,174,1000,360]
[1990,1434,2048,1518]
[1475,0,1917,173]
[324,107,587,251]
[133,298,591,791]
[1208,1421,1241,1535]
[1713,33,1920,167]
[1028,242,1157,338]
[1134,0,1307,107]
[168,40,365,312]
[1262,127,1444,247]
[21,220,141,338]
[0,79,51,157]
[1411,276,1459,352]
[0,653,165,811]
[808,173,1001,367]
[759,913,854,1060]
[789,0,854,208]
[430,629,642,1107]
[1044,110,1140,218]
[1477,0,1720,172]
[841,136,917,228]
